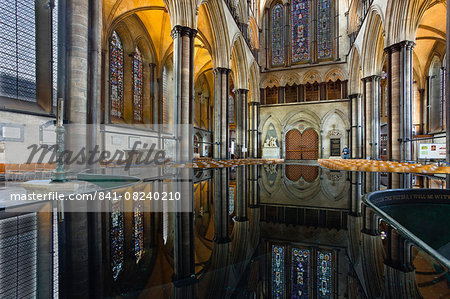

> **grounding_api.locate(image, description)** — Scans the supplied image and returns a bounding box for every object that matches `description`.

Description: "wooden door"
[285,130,302,160]
[301,129,318,160]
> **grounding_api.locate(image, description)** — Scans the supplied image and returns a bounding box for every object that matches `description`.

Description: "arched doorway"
[285,129,319,160]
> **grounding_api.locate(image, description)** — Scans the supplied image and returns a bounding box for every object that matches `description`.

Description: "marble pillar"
[349,94,363,158]
[362,76,381,160]
[213,68,231,159]
[235,89,249,158]
[248,101,260,158]
[385,42,415,161]
[171,26,196,162]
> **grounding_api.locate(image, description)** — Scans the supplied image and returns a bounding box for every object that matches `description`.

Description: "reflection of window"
[111,200,124,281]
[133,47,143,122]
[317,250,333,298]
[271,244,336,298]
[271,3,285,66]
[110,31,124,119]
[271,245,285,297]
[0,0,36,101]
[292,247,310,297]
[134,201,143,263]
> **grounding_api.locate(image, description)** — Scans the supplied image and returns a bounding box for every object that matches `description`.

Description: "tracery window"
[133,47,143,122]
[269,0,335,67]
[110,31,124,119]
[429,56,444,132]
[317,0,333,59]
[271,3,285,66]
[292,0,310,63]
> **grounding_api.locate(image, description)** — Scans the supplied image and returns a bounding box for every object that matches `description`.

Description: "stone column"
[349,94,362,158]
[236,166,248,221]
[213,68,231,159]
[319,82,327,100]
[171,26,197,162]
[235,89,249,158]
[362,76,381,159]
[385,41,415,161]
[248,101,260,158]
[446,0,450,187]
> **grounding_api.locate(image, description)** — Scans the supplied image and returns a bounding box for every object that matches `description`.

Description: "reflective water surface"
[0,164,449,298]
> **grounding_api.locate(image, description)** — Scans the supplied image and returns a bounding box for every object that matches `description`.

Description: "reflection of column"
[213,68,231,159]
[360,205,384,298]
[384,226,420,299]
[213,168,230,243]
[171,26,197,162]
[385,41,415,161]
[235,89,249,158]
[236,166,248,221]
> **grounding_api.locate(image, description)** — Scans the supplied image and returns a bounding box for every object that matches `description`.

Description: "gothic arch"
[279,73,301,87]
[283,110,321,132]
[361,8,385,77]
[230,33,250,89]
[348,47,362,95]
[321,109,351,131]
[324,67,348,83]
[261,74,281,88]
[302,70,323,84]
[248,61,260,103]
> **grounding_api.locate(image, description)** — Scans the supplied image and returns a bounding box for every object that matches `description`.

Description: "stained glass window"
[317,0,332,59]
[292,248,310,298]
[133,47,143,122]
[271,3,285,66]
[292,0,310,63]
[134,202,144,263]
[271,245,285,298]
[317,250,333,298]
[111,200,124,281]
[110,31,124,118]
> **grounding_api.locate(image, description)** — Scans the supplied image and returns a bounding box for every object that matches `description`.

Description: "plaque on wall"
[330,138,341,156]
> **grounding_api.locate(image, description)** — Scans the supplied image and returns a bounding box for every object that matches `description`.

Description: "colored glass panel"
[292,247,310,298]
[110,31,124,118]
[271,4,285,66]
[271,245,285,298]
[318,0,332,59]
[292,0,310,62]
[111,200,124,280]
[133,47,143,122]
[134,202,144,263]
[317,250,333,298]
